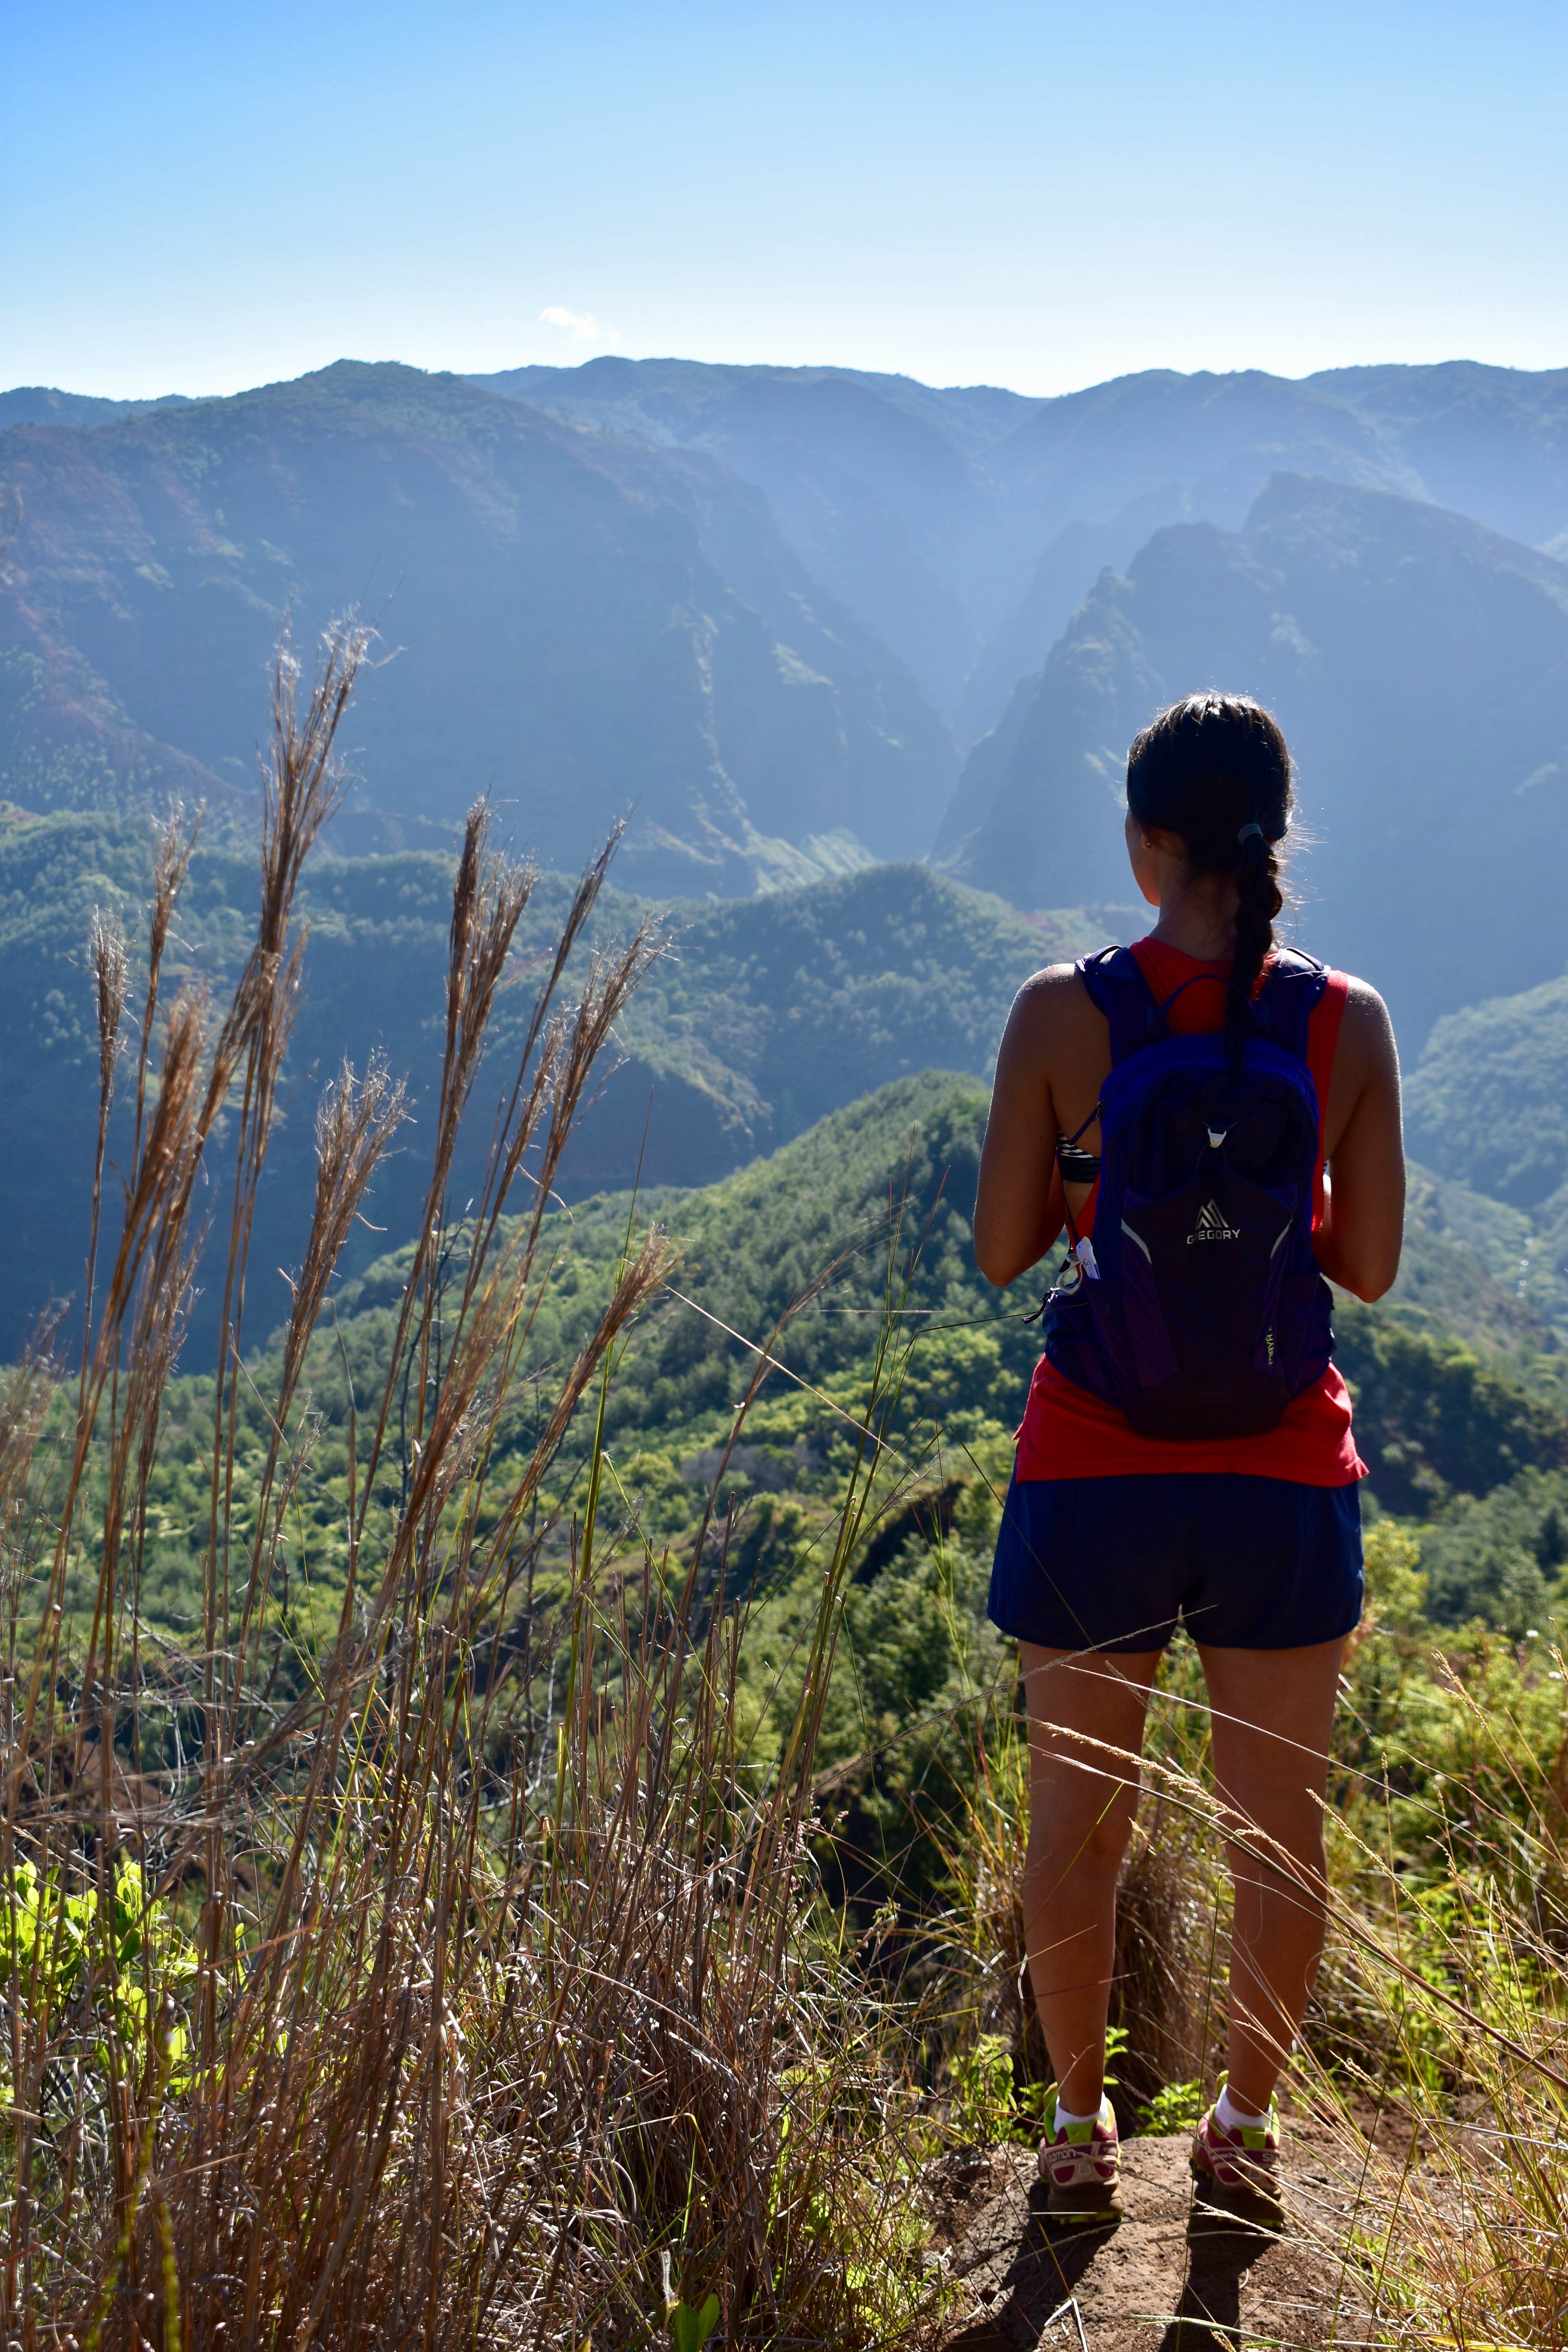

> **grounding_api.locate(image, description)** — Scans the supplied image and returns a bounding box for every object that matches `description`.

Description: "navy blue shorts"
[987,1471,1363,1654]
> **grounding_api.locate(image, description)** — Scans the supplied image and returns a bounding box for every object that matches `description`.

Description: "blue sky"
[4,0,1565,399]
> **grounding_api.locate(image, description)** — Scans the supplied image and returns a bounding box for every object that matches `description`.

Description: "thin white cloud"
[539,306,616,344]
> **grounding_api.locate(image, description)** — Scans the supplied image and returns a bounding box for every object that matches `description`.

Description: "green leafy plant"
[666,2294,720,2352]
[948,2026,1131,2148]
[948,2031,1016,2144]
[660,2254,720,2352]
[1136,2078,1206,2134]
[0,1856,200,2098]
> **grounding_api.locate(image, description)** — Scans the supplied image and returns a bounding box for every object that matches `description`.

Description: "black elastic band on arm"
[1056,1140,1101,1183]
[1055,1098,1103,1232]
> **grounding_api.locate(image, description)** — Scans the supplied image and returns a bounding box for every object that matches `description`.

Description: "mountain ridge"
[0,360,956,886]
[936,469,1568,1042]
[466,355,1568,736]
[13,353,1568,756]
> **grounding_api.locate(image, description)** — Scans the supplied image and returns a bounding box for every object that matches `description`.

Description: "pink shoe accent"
[1040,2103,1122,2218]
[1190,2102,1284,2221]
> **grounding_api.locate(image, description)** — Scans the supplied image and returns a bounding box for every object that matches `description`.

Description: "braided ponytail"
[1125,692,1293,1068]
[1228,824,1285,1065]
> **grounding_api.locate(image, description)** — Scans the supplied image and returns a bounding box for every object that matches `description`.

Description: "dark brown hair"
[1125,692,1292,1065]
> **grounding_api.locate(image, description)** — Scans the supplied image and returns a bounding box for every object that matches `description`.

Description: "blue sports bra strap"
[1075,944,1163,1065]
[1254,948,1328,1062]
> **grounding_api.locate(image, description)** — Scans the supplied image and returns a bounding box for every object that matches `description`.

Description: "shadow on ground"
[932,2131,1370,2350]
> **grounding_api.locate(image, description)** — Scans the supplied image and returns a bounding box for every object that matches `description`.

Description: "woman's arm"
[1314,980,1405,1301]
[974,970,1073,1288]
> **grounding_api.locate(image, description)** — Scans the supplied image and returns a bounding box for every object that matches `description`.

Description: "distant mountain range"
[5,351,1568,1029]
[0,387,193,430]
[472,356,1568,735]
[1408,971,1568,1211]
[937,472,1568,1041]
[468,359,1036,719]
[0,363,955,892]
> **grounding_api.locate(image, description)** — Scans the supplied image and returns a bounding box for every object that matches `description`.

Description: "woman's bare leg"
[1018,1642,1162,2113]
[1196,1638,1346,2115]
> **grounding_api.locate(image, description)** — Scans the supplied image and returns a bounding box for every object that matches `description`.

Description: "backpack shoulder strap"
[1254,947,1328,1062]
[1076,945,1163,1065]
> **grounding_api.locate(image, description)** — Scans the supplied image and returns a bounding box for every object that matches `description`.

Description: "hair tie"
[1237,822,1265,845]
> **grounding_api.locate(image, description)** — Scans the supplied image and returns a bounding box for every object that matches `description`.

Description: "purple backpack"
[1043,945,1334,1441]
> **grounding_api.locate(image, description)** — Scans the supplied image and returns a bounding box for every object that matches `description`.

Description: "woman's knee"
[1025,1789,1136,1889]
[1218,1784,1326,1870]
[1224,1819,1328,1920]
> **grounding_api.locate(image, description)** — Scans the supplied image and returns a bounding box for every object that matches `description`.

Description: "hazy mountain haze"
[469,357,1568,737]
[470,358,1036,717]
[8,352,1568,1003]
[937,470,1568,1039]
[0,362,955,887]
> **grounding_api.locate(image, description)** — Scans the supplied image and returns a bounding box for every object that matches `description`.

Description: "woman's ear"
[1124,810,1163,908]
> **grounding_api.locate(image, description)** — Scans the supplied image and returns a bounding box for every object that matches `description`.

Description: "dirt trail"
[931,2126,1373,2350]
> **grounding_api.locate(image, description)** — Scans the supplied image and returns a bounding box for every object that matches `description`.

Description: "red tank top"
[1014,938,1365,1487]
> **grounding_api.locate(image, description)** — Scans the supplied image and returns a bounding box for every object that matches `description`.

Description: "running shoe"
[1190,2091,1285,2226]
[1040,2096,1122,2221]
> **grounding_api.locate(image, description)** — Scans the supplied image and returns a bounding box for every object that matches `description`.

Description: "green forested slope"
[88,1071,1568,1676]
[1399,975,1568,1356]
[0,817,1111,1360]
[10,803,1567,1658]
[98,1073,1036,1636]
[1406,971,1568,1208]
[611,863,1118,1161]
[1388,1169,1557,1356]
[57,1075,1046,1907]
[1334,1299,1566,1516]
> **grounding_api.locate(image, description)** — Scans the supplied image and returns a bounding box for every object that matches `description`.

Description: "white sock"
[1054,2094,1111,2133]
[1216,2083,1270,2133]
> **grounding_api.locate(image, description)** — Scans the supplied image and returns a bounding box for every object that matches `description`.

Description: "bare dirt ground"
[927,2122,1378,2350]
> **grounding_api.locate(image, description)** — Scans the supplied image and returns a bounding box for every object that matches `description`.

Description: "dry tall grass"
[1,626,946,2351]
[1305,1631,1568,2350]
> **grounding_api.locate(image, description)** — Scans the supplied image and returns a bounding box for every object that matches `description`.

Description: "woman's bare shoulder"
[1333,972,1399,1066]
[998,962,1096,1053]
[1009,960,1096,1018]
[1335,969,1401,1044]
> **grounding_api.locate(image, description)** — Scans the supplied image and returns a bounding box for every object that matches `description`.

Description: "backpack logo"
[1188,1198,1240,1245]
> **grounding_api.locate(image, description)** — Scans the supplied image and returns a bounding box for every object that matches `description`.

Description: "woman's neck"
[1146,871,1240,961]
